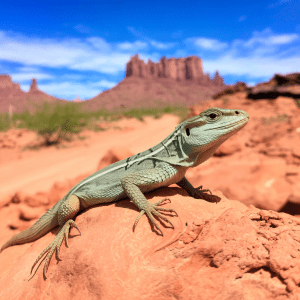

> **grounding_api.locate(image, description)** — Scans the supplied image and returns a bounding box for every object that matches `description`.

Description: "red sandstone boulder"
[97,147,134,170]
[0,190,300,299]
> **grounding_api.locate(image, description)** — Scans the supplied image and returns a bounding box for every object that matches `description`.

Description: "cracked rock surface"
[1,190,299,300]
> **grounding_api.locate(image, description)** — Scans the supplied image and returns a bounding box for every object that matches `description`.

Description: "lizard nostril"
[235,111,239,115]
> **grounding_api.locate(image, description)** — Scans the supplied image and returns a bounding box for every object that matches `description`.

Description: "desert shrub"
[122,105,189,121]
[17,102,86,145]
[0,113,10,131]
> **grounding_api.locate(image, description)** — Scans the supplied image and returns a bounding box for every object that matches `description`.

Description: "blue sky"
[1,0,300,100]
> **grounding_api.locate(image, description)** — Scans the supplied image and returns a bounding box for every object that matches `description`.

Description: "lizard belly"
[75,180,126,208]
[139,164,188,194]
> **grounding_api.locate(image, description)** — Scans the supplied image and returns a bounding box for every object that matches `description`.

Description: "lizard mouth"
[207,117,249,132]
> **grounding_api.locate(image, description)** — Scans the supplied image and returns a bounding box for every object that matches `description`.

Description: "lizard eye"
[186,128,190,136]
[209,113,217,119]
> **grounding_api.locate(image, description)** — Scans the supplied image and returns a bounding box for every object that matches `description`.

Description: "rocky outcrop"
[126,54,224,86]
[0,75,26,99]
[248,73,300,99]
[0,75,66,113]
[213,81,250,99]
[1,190,300,299]
[29,78,39,93]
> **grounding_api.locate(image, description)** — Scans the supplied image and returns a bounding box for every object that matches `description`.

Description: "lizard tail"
[0,202,60,253]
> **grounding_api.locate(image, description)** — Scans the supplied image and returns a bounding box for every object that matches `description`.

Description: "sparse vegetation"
[122,105,189,122]
[261,114,290,125]
[222,97,229,105]
[0,100,189,146]
[0,113,10,131]
[16,102,86,145]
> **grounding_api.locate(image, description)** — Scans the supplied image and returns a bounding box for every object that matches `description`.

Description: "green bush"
[0,113,10,131]
[18,102,86,146]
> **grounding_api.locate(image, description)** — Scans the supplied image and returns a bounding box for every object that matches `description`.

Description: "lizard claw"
[195,185,212,195]
[30,219,80,279]
[133,198,177,235]
[192,186,220,203]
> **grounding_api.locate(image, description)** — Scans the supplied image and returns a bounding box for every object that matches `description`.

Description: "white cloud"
[92,80,117,89]
[86,37,112,52]
[127,26,175,50]
[149,40,175,50]
[0,31,130,74]
[203,54,300,78]
[11,72,53,82]
[190,28,300,79]
[37,81,106,100]
[186,37,228,51]
[117,41,148,51]
[244,29,299,47]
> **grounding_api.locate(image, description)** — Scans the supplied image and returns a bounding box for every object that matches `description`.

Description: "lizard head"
[179,107,249,161]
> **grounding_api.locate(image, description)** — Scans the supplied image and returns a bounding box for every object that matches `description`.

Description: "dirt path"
[0,114,180,199]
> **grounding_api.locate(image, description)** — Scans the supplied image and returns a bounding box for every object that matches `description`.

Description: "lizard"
[1,107,249,279]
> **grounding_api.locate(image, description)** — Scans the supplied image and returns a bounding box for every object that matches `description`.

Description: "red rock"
[18,204,46,221]
[0,75,67,113]
[125,54,224,87]
[213,81,250,98]
[11,191,49,207]
[212,70,224,86]
[0,195,12,209]
[47,181,74,207]
[185,56,203,81]
[248,73,300,99]
[0,191,299,299]
[97,147,134,170]
[29,78,39,92]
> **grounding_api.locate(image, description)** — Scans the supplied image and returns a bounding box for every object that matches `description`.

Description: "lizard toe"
[151,209,174,229]
[30,219,80,279]
[154,206,178,217]
[145,210,164,235]
[154,197,171,206]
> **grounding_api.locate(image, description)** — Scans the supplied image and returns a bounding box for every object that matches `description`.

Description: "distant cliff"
[0,75,66,113]
[126,54,224,87]
[83,55,226,112]
[0,75,26,99]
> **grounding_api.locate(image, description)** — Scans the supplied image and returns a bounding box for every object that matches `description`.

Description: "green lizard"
[1,107,249,279]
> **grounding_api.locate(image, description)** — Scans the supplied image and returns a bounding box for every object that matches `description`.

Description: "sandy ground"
[0,115,180,200]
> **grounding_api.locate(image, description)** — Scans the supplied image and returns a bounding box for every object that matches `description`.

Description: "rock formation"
[126,54,224,87]
[213,81,251,99]
[0,75,66,113]
[29,78,39,93]
[248,73,300,99]
[0,75,26,99]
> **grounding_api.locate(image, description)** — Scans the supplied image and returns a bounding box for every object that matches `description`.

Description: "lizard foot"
[195,185,212,195]
[133,198,177,236]
[193,185,220,203]
[30,219,81,279]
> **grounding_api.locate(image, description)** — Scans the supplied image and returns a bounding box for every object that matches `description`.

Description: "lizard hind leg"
[30,194,81,279]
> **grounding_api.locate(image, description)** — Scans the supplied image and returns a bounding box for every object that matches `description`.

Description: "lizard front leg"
[176,176,220,203]
[121,164,178,235]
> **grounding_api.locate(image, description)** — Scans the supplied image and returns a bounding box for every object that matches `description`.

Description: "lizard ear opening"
[186,128,190,136]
